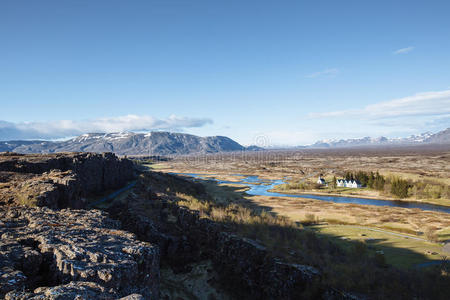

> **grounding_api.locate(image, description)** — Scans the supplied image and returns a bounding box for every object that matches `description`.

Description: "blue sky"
[1,0,449,145]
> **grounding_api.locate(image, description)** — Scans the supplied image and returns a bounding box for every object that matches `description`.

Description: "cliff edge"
[0,152,134,208]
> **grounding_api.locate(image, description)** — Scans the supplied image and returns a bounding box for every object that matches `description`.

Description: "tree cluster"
[390,177,411,198]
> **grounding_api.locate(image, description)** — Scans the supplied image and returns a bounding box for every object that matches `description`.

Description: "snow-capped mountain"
[309,129,448,148]
[0,128,448,154]
[0,132,260,155]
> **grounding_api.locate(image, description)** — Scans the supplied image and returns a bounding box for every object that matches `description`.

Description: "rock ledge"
[0,206,159,299]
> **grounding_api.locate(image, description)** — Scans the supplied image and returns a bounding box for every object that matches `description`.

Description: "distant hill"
[424,128,450,144]
[308,128,450,148]
[0,132,261,155]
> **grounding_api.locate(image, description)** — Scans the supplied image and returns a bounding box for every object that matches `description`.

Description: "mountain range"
[308,128,450,148]
[0,132,257,155]
[0,128,448,155]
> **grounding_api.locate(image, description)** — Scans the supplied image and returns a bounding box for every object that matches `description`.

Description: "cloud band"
[0,114,213,140]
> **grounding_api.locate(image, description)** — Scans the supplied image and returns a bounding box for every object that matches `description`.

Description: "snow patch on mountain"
[310,130,448,148]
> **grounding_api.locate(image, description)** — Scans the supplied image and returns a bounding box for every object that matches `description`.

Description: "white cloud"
[393,46,415,55]
[0,114,213,140]
[309,89,450,120]
[306,68,339,78]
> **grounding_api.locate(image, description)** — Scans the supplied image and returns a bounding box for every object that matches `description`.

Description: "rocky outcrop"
[169,205,321,299]
[0,152,135,208]
[0,206,159,299]
[5,281,117,300]
[108,177,322,299]
[0,152,134,191]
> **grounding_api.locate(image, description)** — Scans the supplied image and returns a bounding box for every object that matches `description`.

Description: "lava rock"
[0,152,135,208]
[0,206,159,299]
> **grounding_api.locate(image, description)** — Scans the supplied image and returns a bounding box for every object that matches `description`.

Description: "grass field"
[437,227,450,242]
[144,163,167,170]
[311,224,445,269]
[380,171,450,185]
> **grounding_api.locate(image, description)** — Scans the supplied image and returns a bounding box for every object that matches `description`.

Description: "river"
[172,173,450,214]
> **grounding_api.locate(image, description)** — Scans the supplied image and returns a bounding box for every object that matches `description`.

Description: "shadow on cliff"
[156,172,450,299]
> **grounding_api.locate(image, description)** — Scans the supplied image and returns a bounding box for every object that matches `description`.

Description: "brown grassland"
[133,152,450,298]
[142,146,450,265]
[150,145,450,205]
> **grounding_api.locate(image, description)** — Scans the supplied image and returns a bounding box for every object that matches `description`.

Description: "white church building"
[316,176,327,186]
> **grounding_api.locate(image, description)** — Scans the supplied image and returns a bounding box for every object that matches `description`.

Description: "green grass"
[312,224,445,269]
[144,163,168,170]
[381,171,450,186]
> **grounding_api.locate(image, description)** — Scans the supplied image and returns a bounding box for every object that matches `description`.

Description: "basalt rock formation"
[0,152,134,208]
[0,207,159,299]
[0,152,340,299]
[0,152,160,299]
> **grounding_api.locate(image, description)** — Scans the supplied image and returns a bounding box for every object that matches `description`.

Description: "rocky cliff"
[0,152,134,208]
[0,207,159,299]
[0,152,162,299]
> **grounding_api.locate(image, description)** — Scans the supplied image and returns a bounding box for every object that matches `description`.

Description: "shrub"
[277,181,308,190]
[390,177,410,198]
[408,185,418,198]
[373,172,385,191]
[331,176,337,189]
[424,228,438,242]
[313,183,323,189]
[424,184,442,199]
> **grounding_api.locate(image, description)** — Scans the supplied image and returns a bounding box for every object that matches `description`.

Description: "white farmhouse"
[348,180,362,188]
[336,179,362,188]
